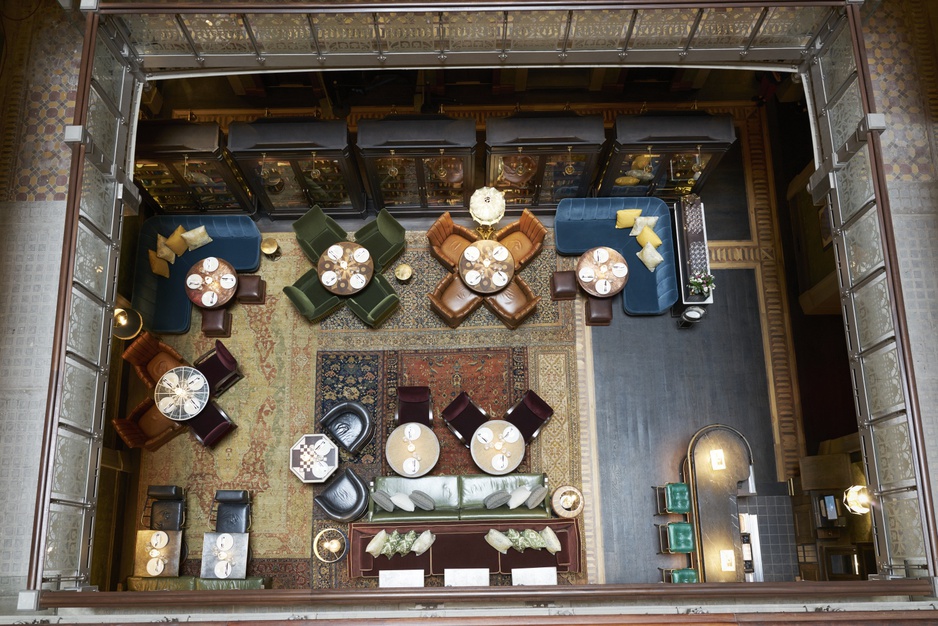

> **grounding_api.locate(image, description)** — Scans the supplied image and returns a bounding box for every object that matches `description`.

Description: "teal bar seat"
[661,568,699,583]
[657,521,695,554]
[654,482,691,515]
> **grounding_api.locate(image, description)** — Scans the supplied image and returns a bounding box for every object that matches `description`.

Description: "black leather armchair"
[212,489,252,534]
[314,467,369,522]
[320,401,375,455]
[143,485,186,530]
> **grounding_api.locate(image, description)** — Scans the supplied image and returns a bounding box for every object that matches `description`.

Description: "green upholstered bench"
[658,521,695,554]
[662,568,699,583]
[655,482,691,515]
[126,576,196,591]
[195,577,268,590]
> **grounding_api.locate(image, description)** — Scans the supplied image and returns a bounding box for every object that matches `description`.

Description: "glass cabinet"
[133,121,255,215]
[597,113,736,201]
[356,116,476,217]
[227,119,366,219]
[485,113,606,214]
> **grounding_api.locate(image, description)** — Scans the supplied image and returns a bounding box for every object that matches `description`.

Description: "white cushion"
[508,486,531,510]
[390,493,415,512]
[630,215,659,237]
[180,225,213,251]
[365,530,388,558]
[636,242,664,272]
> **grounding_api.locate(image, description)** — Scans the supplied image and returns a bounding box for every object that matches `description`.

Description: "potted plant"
[688,271,716,296]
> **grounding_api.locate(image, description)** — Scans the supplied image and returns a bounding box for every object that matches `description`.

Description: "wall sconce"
[112,307,143,341]
[843,485,871,515]
[710,448,726,471]
[720,549,736,572]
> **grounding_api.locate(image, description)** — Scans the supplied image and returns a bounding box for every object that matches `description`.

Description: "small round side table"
[551,485,584,518]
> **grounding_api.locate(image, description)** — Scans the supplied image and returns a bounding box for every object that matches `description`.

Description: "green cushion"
[126,576,196,591]
[195,576,267,590]
[670,568,698,583]
[664,482,691,514]
[666,522,695,553]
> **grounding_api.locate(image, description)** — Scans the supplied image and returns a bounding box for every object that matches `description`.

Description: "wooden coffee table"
[576,247,629,297]
[317,242,375,296]
[458,240,515,294]
[185,256,238,309]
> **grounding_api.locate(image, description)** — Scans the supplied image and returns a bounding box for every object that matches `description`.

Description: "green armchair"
[292,205,348,263]
[353,208,405,271]
[346,273,400,327]
[283,268,343,322]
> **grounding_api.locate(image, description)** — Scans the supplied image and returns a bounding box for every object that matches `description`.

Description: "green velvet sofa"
[369,473,550,523]
[126,576,268,591]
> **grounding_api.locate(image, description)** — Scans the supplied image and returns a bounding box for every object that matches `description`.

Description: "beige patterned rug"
[137,229,591,587]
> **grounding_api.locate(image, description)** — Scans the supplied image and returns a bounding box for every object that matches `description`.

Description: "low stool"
[236,274,267,304]
[585,296,613,326]
[201,308,232,338]
[550,271,578,301]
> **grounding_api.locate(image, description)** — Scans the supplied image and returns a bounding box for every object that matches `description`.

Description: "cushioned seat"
[483,276,540,330]
[655,482,691,515]
[585,296,613,326]
[121,331,186,389]
[662,568,699,583]
[292,205,348,263]
[320,401,375,455]
[112,397,187,452]
[194,577,268,590]
[194,340,243,397]
[494,208,547,270]
[396,385,432,426]
[126,576,197,591]
[235,274,267,304]
[550,271,578,301]
[187,401,236,448]
[346,273,400,328]
[315,467,369,522]
[442,391,489,447]
[283,268,343,322]
[504,389,553,444]
[428,272,482,328]
[353,208,406,271]
[658,521,695,554]
[427,211,480,270]
[143,485,186,531]
[200,308,232,338]
[212,489,251,534]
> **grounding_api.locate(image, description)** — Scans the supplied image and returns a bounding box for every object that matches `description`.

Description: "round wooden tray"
[551,485,584,518]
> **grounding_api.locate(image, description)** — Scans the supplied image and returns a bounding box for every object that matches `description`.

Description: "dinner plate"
[464,270,481,286]
[403,457,421,475]
[150,531,169,549]
[158,396,176,413]
[186,274,204,289]
[327,245,344,261]
[186,374,204,391]
[203,257,219,272]
[501,425,521,444]
[492,271,508,287]
[161,371,179,388]
[463,246,480,262]
[201,291,218,307]
[312,460,331,478]
[183,399,201,416]
[214,560,232,579]
[350,273,367,290]
[353,247,370,263]
[593,248,610,264]
[403,423,422,441]
[146,558,164,576]
[578,267,595,282]
[313,437,333,456]
[219,274,237,289]
[596,279,611,295]
[475,427,494,445]
[491,454,509,472]
[612,262,628,278]
[216,533,234,551]
[321,271,338,287]
[492,246,510,262]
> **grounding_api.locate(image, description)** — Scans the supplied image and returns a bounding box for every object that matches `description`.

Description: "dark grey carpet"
[699,135,750,241]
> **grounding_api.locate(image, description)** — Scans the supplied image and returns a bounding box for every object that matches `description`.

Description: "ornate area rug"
[139,228,584,589]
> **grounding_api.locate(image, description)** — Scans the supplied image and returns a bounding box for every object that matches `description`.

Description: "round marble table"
[154,366,210,421]
[185,257,239,309]
[385,422,440,477]
[469,419,525,475]
[458,240,515,294]
[317,242,374,296]
[576,246,629,297]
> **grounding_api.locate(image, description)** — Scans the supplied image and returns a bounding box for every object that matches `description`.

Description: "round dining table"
[469,419,525,475]
[385,422,440,477]
[185,256,239,309]
[154,366,210,421]
[317,242,375,296]
[458,240,515,294]
[576,246,629,297]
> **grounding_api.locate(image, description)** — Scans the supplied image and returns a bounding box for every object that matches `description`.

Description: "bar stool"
[654,482,691,516]
[657,521,695,554]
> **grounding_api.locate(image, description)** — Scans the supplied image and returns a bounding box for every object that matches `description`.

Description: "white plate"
[186,274,204,289]
[492,271,508,287]
[475,426,494,445]
[492,246,510,262]
[201,291,218,307]
[463,246,480,262]
[403,457,421,475]
[203,257,219,272]
[312,460,331,478]
[186,374,204,391]
[216,533,234,551]
[320,271,338,287]
[464,270,481,286]
[161,371,179,388]
[350,273,367,290]
[353,247,370,263]
[313,437,332,456]
[501,425,520,444]
[491,454,509,472]
[593,248,610,264]
[158,396,176,413]
[578,267,595,282]
[612,262,628,278]
[183,399,201,416]
[150,531,169,549]
[214,560,232,579]
[146,558,164,576]
[596,279,611,295]
[219,274,237,289]
[403,423,422,441]
[327,245,344,261]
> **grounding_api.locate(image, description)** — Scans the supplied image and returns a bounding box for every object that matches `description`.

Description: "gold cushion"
[615,209,642,229]
[156,234,176,264]
[165,225,188,256]
[636,225,662,249]
[181,225,213,251]
[148,249,170,278]
[636,242,664,272]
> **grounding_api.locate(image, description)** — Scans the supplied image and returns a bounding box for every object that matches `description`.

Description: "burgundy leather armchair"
[194,340,243,397]
[504,389,554,444]
[188,401,237,448]
[442,391,489,447]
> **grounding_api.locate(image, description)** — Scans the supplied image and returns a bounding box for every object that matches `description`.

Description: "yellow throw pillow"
[165,225,188,256]
[636,225,662,249]
[156,234,176,264]
[148,249,170,278]
[181,225,213,251]
[615,209,643,229]
[636,242,664,272]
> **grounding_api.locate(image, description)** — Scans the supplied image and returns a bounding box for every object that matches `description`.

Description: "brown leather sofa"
[428,271,483,328]
[426,211,480,270]
[483,275,540,330]
[494,208,547,270]
[121,331,186,389]
[112,397,187,452]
